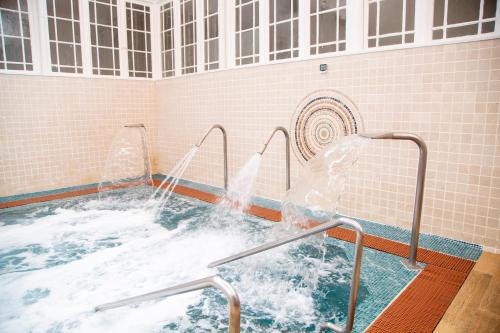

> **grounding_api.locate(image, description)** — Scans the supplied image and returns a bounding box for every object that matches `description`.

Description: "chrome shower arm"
[95,275,240,333]
[258,126,291,190]
[195,124,228,190]
[359,132,427,270]
[208,216,364,333]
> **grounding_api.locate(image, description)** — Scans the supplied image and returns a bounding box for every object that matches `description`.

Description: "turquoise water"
[0,186,418,333]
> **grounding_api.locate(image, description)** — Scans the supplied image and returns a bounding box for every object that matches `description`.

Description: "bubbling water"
[0,137,372,332]
[282,135,370,231]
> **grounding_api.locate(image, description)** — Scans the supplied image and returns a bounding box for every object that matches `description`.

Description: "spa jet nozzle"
[258,126,291,190]
[124,123,146,128]
[194,124,228,190]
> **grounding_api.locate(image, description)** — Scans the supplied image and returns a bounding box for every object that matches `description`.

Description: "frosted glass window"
[126,2,152,78]
[0,0,32,71]
[161,1,175,77]
[269,0,298,60]
[433,0,497,39]
[180,0,197,74]
[46,0,83,73]
[89,0,120,76]
[310,0,346,55]
[204,0,219,70]
[235,0,259,66]
[367,0,415,48]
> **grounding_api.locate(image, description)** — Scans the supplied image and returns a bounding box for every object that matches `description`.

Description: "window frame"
[0,0,35,72]
[0,0,498,79]
[432,0,497,40]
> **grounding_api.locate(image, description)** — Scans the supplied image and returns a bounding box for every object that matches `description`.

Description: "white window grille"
[89,0,120,76]
[367,0,415,48]
[310,0,346,55]
[126,2,152,78]
[160,1,175,77]
[235,0,259,66]
[0,0,32,71]
[180,0,196,74]
[269,0,298,60]
[46,0,83,73]
[433,0,497,39]
[204,0,219,70]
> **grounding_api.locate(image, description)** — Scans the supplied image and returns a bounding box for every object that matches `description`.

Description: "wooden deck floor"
[434,252,500,333]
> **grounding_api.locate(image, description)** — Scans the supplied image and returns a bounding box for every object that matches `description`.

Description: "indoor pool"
[0,186,418,333]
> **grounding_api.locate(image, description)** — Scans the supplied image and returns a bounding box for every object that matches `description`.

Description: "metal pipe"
[208,217,364,333]
[195,124,228,190]
[124,123,146,128]
[258,126,291,190]
[359,132,427,270]
[95,275,240,333]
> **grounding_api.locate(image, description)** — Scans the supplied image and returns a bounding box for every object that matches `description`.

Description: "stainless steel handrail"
[208,216,364,333]
[258,126,291,190]
[359,132,427,270]
[95,275,241,333]
[195,124,228,190]
[124,123,153,186]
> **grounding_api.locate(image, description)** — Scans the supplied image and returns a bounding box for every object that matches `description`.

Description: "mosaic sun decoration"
[291,90,364,164]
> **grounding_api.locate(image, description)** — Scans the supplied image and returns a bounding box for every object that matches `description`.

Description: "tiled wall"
[1,40,498,252]
[0,75,155,196]
[154,39,500,252]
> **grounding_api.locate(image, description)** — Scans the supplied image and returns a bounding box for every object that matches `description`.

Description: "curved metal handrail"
[359,132,427,270]
[195,124,228,190]
[95,275,240,333]
[258,126,291,190]
[208,216,364,333]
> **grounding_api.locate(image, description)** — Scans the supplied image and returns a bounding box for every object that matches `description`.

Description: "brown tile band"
[1,180,476,332]
[366,264,471,333]
[0,180,150,209]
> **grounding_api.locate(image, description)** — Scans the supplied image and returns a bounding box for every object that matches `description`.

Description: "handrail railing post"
[95,275,240,333]
[196,124,228,190]
[359,132,427,270]
[208,217,364,333]
[258,126,291,190]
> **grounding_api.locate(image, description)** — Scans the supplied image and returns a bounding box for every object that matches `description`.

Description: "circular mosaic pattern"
[291,90,364,164]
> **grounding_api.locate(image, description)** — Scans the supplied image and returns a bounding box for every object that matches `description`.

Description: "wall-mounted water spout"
[124,123,152,186]
[258,126,291,191]
[359,132,427,270]
[195,124,228,190]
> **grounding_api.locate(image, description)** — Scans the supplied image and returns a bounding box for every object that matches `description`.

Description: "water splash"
[98,126,152,199]
[282,135,370,231]
[206,153,263,230]
[223,153,262,213]
[149,146,199,216]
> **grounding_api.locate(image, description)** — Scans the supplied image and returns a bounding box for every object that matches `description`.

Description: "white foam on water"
[0,135,364,332]
[0,208,254,333]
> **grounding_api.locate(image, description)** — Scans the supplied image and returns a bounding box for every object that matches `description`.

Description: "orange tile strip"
[366,264,471,333]
[1,180,475,332]
[0,181,149,209]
